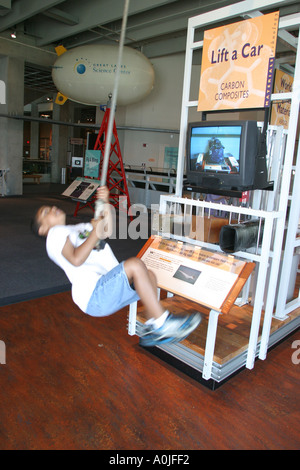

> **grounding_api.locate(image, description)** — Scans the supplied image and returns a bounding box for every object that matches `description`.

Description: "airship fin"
[55,92,68,105]
[55,45,67,56]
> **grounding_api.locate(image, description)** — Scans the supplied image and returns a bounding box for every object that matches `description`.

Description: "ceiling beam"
[142,35,187,58]
[34,0,178,46]
[0,0,66,32]
[0,0,11,9]
[57,0,241,50]
[0,35,56,67]
[0,0,11,15]
[43,8,79,26]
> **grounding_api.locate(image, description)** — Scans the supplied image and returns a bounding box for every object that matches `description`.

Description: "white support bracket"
[128,301,137,336]
[203,309,221,380]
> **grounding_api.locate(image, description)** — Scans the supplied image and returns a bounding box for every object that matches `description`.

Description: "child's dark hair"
[30,210,42,237]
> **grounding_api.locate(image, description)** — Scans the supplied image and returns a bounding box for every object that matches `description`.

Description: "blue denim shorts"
[86,261,140,317]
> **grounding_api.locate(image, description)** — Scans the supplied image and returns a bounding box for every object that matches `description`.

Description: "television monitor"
[185,120,270,194]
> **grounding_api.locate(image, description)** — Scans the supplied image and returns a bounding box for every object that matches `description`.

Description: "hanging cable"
[95,0,130,220]
[94,0,130,247]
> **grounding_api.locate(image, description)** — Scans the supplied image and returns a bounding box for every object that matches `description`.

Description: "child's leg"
[123,257,165,320]
[123,257,202,348]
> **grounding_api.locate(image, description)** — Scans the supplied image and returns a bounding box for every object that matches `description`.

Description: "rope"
[95,0,130,219]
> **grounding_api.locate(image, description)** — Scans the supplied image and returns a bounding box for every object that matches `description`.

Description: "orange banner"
[270,69,293,129]
[198,12,279,112]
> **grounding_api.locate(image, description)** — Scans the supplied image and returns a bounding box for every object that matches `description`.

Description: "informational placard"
[139,236,247,311]
[198,11,279,112]
[84,150,101,178]
[62,177,100,201]
[270,69,293,129]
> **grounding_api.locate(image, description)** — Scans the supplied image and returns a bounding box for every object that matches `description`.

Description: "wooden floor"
[0,291,299,450]
[137,295,300,364]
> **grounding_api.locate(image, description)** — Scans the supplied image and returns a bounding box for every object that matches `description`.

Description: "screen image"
[190,126,242,175]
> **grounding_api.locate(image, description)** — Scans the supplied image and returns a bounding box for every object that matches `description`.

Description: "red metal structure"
[73,105,131,217]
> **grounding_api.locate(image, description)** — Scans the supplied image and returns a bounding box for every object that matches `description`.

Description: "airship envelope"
[52,44,155,106]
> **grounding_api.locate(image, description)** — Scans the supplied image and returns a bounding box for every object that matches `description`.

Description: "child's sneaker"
[140,312,202,347]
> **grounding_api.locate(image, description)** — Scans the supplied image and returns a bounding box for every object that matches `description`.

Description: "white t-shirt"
[46,223,119,313]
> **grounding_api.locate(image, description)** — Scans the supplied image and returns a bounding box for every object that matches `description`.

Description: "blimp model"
[52,44,155,106]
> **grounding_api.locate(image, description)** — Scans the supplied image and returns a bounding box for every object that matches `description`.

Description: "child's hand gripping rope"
[93,187,113,250]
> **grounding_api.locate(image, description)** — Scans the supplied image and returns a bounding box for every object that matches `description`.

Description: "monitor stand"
[183,183,245,198]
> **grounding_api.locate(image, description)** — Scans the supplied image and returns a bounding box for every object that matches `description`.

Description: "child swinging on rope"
[31,186,201,347]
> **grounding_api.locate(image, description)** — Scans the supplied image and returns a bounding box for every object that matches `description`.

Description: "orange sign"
[270,69,293,129]
[198,12,279,112]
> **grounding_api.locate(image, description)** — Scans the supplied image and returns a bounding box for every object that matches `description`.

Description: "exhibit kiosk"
[128,0,300,387]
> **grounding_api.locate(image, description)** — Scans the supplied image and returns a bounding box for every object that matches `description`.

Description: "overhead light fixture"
[10,31,17,39]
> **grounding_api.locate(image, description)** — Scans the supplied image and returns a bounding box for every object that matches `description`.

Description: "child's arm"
[96,186,110,204]
[62,229,99,267]
[61,186,112,267]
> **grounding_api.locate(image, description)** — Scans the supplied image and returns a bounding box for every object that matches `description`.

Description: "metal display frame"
[128,0,300,382]
[125,166,178,208]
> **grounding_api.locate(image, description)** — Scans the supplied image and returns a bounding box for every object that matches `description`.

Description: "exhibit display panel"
[128,0,300,384]
[139,236,251,311]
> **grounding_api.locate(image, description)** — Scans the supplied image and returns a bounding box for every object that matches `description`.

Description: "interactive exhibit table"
[128,235,256,388]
